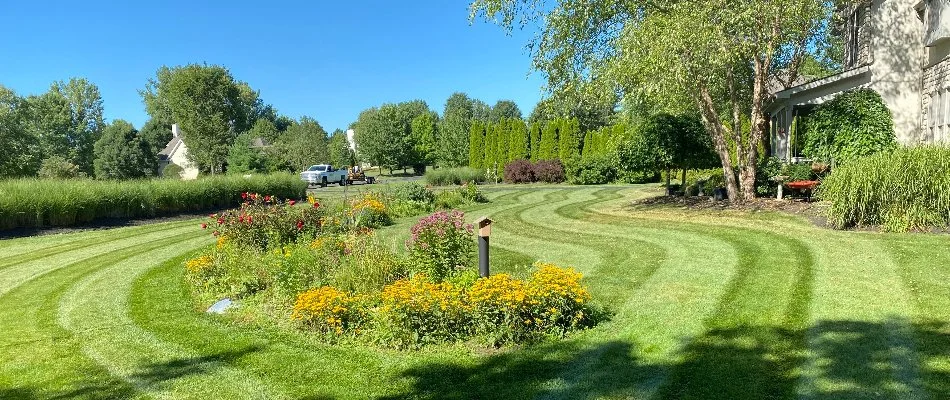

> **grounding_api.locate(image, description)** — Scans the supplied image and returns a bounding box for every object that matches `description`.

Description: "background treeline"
[0,64,353,180]
[351,88,720,186]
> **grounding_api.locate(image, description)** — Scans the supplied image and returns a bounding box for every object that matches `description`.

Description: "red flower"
[247,216,253,223]
[238,215,245,223]
[241,192,248,200]
[296,220,304,230]
[313,202,320,209]
[200,223,207,229]
[217,218,224,225]
[265,195,271,202]
[288,200,296,206]
[212,231,219,236]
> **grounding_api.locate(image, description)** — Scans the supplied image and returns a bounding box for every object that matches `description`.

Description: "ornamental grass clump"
[406,210,476,282]
[0,172,305,231]
[819,146,950,232]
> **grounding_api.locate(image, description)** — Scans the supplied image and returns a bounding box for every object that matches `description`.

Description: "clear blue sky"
[0,0,545,132]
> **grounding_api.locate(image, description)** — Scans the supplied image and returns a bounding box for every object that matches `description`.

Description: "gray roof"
[158,137,182,160]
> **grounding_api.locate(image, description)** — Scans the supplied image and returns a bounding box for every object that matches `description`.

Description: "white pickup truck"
[300,164,348,187]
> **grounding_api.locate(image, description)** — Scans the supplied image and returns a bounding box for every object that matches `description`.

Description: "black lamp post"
[474,216,493,278]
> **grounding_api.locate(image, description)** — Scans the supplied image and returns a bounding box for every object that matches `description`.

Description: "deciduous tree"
[471,0,830,200]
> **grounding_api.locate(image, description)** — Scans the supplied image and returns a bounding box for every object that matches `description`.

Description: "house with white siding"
[157,124,199,180]
[768,0,950,160]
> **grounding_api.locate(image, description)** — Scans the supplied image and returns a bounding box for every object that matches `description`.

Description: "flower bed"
[184,184,600,349]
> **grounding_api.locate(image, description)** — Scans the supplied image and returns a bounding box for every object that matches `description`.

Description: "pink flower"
[289,200,296,206]
[200,223,207,229]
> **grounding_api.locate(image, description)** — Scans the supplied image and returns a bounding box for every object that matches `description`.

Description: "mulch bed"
[630,195,831,227]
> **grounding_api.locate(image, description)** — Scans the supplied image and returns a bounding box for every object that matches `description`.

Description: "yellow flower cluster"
[527,262,590,305]
[468,274,527,311]
[185,255,213,274]
[348,193,386,217]
[216,236,228,249]
[292,286,361,334]
[381,273,466,313]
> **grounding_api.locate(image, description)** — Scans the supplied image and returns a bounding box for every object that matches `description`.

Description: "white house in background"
[158,124,199,180]
[346,128,356,151]
[768,0,950,161]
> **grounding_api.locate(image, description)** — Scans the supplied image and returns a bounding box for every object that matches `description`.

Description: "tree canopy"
[471,0,832,200]
[93,119,157,179]
[140,64,261,174]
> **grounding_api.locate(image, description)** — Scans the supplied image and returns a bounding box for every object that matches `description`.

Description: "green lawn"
[2,185,950,399]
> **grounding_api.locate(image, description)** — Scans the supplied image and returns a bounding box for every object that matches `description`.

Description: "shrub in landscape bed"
[566,154,619,185]
[209,192,324,251]
[424,167,486,186]
[802,88,896,164]
[406,210,476,282]
[532,160,566,183]
[0,173,306,231]
[819,146,950,231]
[387,182,436,217]
[348,192,392,228]
[503,159,535,183]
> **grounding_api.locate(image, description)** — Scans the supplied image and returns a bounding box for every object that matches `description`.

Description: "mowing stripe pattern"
[1,186,949,400]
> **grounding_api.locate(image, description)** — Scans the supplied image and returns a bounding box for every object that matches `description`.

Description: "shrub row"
[502,159,566,184]
[424,167,487,186]
[819,146,950,231]
[0,173,306,231]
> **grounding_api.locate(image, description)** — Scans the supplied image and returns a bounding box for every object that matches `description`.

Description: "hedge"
[0,173,306,231]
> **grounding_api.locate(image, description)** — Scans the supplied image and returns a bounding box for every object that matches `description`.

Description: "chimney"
[172,123,181,138]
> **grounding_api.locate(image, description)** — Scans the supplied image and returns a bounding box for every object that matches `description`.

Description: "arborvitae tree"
[484,122,497,174]
[469,121,486,169]
[558,118,581,161]
[529,122,542,161]
[539,120,559,160]
[495,119,510,166]
[582,130,594,157]
[509,119,529,161]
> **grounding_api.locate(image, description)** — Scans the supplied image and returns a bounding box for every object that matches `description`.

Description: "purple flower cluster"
[407,210,474,248]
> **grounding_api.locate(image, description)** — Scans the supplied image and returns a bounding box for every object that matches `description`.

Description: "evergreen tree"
[495,119,510,166]
[93,119,157,179]
[483,122,497,174]
[558,118,581,161]
[469,121,486,169]
[539,120,559,160]
[509,119,529,161]
[529,122,542,161]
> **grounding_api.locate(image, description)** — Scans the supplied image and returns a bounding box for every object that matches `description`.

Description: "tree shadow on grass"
[378,340,659,400]
[0,346,262,399]
[384,321,950,400]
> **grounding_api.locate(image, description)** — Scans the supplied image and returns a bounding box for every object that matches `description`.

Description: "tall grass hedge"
[819,146,950,231]
[424,168,487,186]
[0,173,306,231]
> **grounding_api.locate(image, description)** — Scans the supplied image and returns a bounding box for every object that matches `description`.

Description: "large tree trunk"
[695,87,740,201]
[740,57,772,201]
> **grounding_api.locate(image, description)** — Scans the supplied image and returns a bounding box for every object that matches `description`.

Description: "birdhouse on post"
[474,216,493,277]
